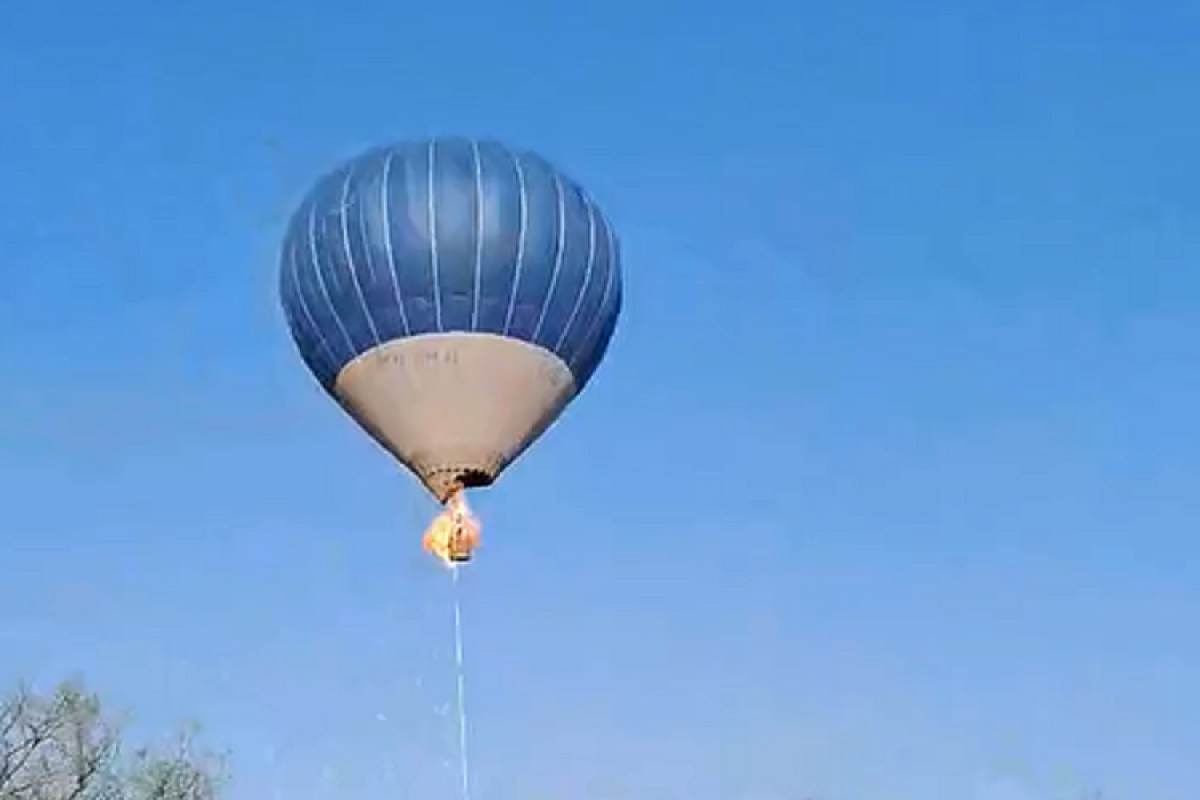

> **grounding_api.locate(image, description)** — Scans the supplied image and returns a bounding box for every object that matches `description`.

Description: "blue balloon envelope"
[279,137,623,502]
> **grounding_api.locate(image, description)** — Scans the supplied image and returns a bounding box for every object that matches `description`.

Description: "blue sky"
[1,1,1198,799]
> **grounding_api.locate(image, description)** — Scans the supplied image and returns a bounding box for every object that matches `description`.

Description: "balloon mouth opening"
[456,469,493,490]
[427,467,496,503]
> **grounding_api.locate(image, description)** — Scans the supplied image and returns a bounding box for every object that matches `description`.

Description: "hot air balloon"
[279,137,623,563]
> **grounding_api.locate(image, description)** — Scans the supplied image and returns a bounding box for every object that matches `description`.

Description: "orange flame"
[421,490,480,566]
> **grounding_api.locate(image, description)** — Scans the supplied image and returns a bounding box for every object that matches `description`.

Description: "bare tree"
[0,681,224,800]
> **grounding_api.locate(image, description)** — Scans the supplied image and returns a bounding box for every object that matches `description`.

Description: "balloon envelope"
[279,137,623,500]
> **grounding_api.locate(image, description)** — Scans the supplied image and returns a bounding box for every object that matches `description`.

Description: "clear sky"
[1,1,1198,799]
